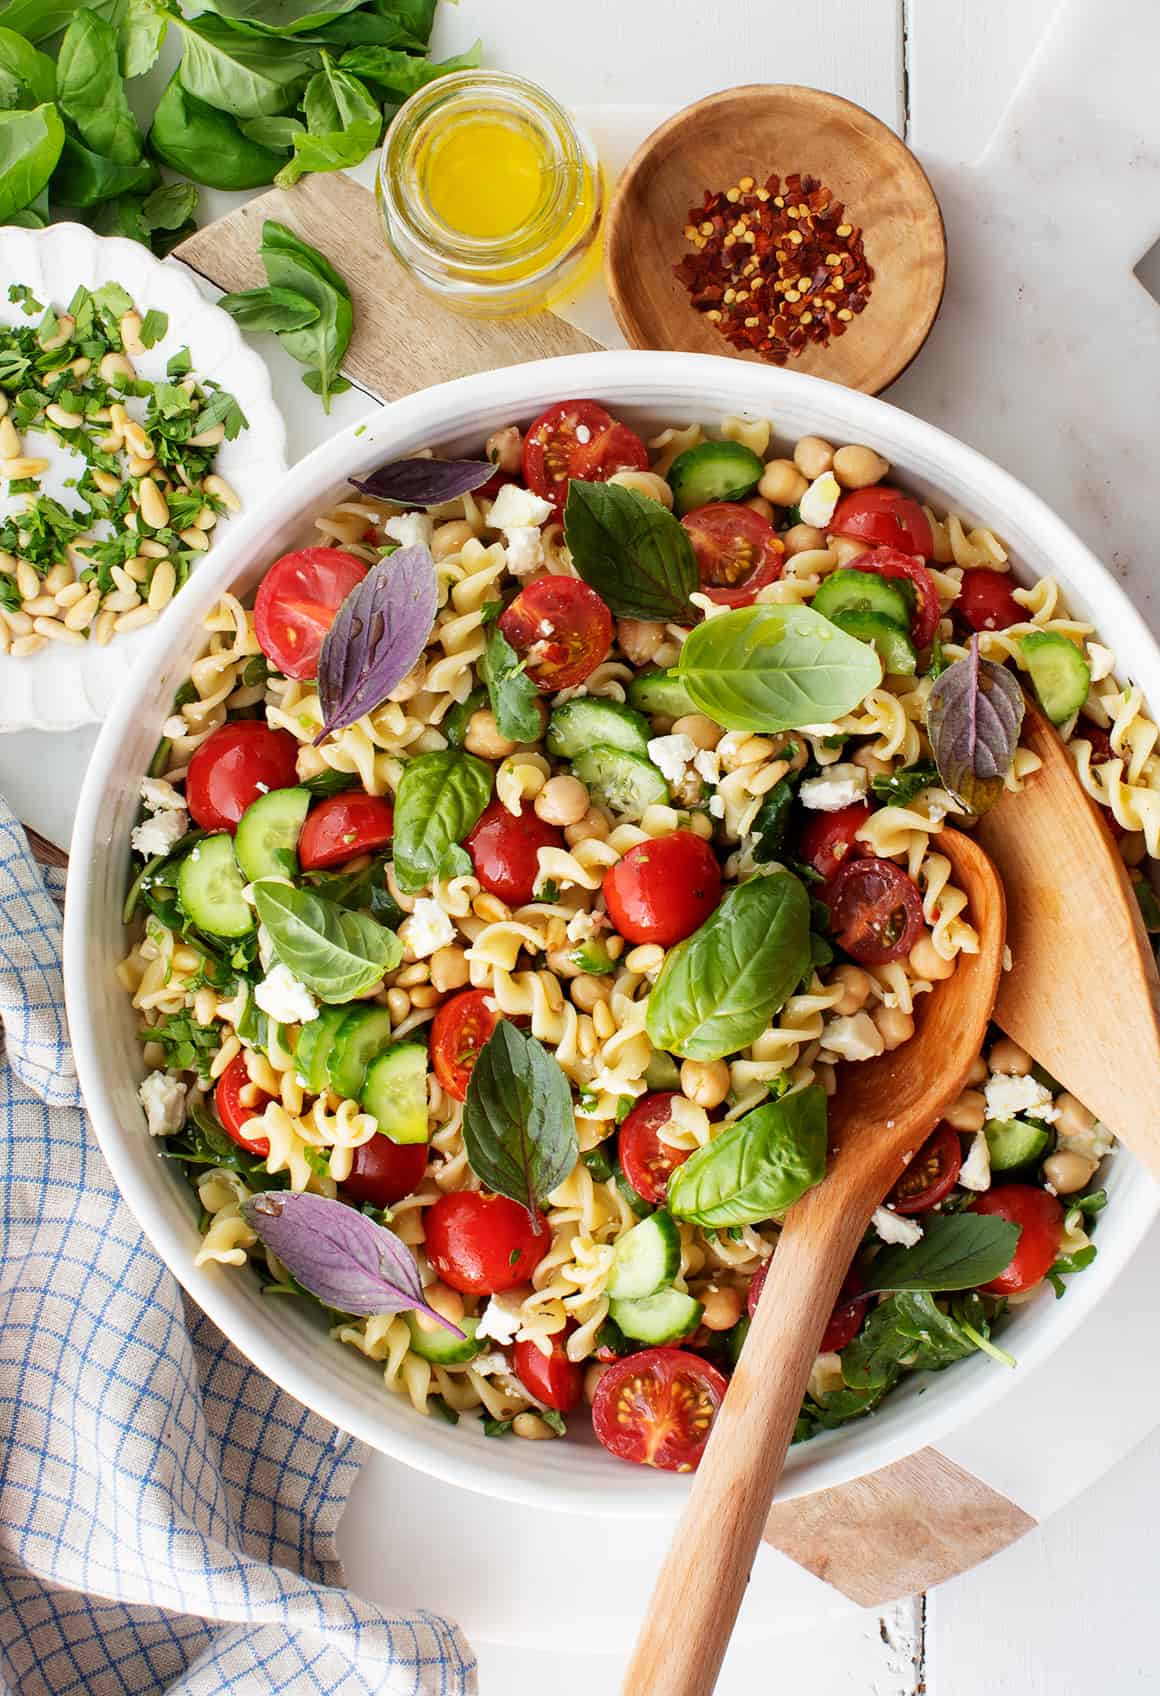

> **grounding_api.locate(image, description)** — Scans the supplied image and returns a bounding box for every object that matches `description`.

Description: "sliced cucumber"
[405,1311,481,1365]
[176,834,253,937]
[984,1117,1052,1173]
[1021,631,1091,725]
[613,1157,654,1218]
[295,1005,347,1093]
[831,609,917,676]
[546,697,650,760]
[361,1041,429,1144]
[668,440,763,515]
[572,744,668,818]
[627,668,699,721]
[813,568,913,628]
[328,1005,395,1100]
[234,786,310,882]
[444,686,487,749]
[644,1051,681,1092]
[609,1286,703,1344]
[607,1209,681,1300]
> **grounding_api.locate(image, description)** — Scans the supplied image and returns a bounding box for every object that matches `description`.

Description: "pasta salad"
[120,400,1156,1472]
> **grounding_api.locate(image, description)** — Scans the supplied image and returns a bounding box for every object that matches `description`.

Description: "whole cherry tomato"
[889,1123,962,1215]
[523,399,648,514]
[430,989,498,1103]
[591,1348,729,1472]
[298,794,395,870]
[514,1330,584,1413]
[499,576,613,691]
[956,567,1025,633]
[829,487,934,560]
[185,722,300,833]
[424,1192,550,1295]
[681,503,784,606]
[799,801,873,883]
[214,1050,271,1156]
[603,831,722,946]
[618,1092,692,1206]
[341,1135,428,1208]
[254,547,367,679]
[466,799,563,906]
[825,856,925,965]
[973,1186,1064,1295]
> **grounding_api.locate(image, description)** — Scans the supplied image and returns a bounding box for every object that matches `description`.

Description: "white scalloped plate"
[0,222,286,734]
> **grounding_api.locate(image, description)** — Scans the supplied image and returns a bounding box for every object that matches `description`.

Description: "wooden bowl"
[604,85,946,395]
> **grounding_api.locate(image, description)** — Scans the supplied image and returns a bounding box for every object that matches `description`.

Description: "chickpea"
[512,1412,557,1441]
[571,973,611,1013]
[485,424,523,474]
[758,458,808,507]
[909,932,955,982]
[584,1362,611,1404]
[966,1055,988,1087]
[679,1057,731,1110]
[793,436,835,480]
[988,1037,1032,1076]
[744,494,775,522]
[833,444,890,489]
[429,945,469,993]
[671,713,723,750]
[617,616,665,666]
[944,1089,986,1133]
[1054,1092,1096,1140]
[873,1005,915,1051]
[1043,1151,1098,1195]
[535,775,590,827]
[565,806,611,846]
[700,1284,743,1331]
[831,964,872,1016]
[431,519,475,562]
[782,522,827,557]
[829,535,871,566]
[464,707,517,760]
[412,1281,464,1329]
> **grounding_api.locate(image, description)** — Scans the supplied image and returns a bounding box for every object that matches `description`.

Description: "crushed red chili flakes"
[673,171,873,364]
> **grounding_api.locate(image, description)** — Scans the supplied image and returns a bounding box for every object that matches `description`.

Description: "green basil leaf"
[393,749,493,892]
[676,603,883,732]
[0,0,104,45]
[220,285,321,334]
[667,1086,827,1227]
[53,130,158,207]
[483,619,541,743]
[259,217,352,413]
[119,0,166,78]
[274,52,380,188]
[0,102,63,222]
[861,1212,1022,1295]
[58,10,142,164]
[0,28,55,105]
[240,114,305,149]
[192,0,368,34]
[338,39,482,99]
[149,75,284,191]
[251,879,401,1001]
[646,870,811,1060]
[172,13,316,119]
[563,479,697,623]
[464,1021,578,1214]
[870,760,940,806]
[841,1291,983,1390]
[749,772,798,864]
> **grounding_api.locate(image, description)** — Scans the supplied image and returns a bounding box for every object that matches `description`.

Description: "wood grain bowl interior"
[604,84,947,394]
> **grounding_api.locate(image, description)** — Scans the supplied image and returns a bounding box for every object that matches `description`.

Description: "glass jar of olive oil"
[377,71,603,318]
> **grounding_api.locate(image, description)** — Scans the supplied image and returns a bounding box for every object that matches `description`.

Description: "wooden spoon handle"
[621,1198,868,1696]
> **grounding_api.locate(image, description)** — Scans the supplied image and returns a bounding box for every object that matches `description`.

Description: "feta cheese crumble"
[383,511,434,551]
[647,733,699,787]
[400,897,455,959]
[798,763,869,812]
[1087,644,1115,683]
[799,470,841,528]
[138,1070,187,1137]
[821,1011,885,1062]
[130,808,188,860]
[983,1072,1059,1123]
[872,1206,924,1248]
[255,963,319,1026]
[140,776,186,813]
[475,1293,523,1347]
[488,483,554,532]
[959,1131,992,1191]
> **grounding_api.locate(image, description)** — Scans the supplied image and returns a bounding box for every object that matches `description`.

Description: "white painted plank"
[906,0,1060,157]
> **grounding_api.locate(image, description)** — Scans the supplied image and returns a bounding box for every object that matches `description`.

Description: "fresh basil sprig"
[463,1022,578,1217]
[861,1211,1022,1295]
[392,750,493,892]
[646,870,811,1060]
[564,479,698,623]
[251,879,401,1001]
[314,543,437,740]
[483,619,541,743]
[925,636,1024,815]
[228,220,354,412]
[275,50,381,190]
[841,1291,997,1391]
[667,1086,827,1227]
[675,602,882,733]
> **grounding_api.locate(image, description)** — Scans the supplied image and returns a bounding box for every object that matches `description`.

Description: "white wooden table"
[5,1,1159,1690]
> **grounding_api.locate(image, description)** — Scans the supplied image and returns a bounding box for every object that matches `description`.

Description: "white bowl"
[64,350,1160,1518]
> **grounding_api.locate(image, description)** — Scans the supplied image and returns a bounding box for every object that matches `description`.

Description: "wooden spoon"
[622,828,1005,1696]
[975,697,1160,1179]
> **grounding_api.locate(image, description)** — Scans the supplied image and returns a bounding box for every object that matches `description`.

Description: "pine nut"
[91,469,121,496]
[38,313,74,351]
[119,311,145,355]
[64,589,101,629]
[92,610,116,645]
[123,556,149,583]
[0,391,8,417]
[43,562,73,594]
[33,616,85,645]
[11,634,45,656]
[138,478,169,529]
[188,424,226,449]
[386,988,410,1022]
[68,356,91,379]
[15,560,39,600]
[127,451,155,478]
[138,539,169,558]
[99,352,136,384]
[0,621,9,654]
[202,472,240,511]
[179,526,210,551]
[512,1412,557,1441]
[45,403,80,430]
[96,432,122,454]
[1,606,32,636]
[22,594,58,616]
[147,560,176,611]
[111,564,136,595]
[0,418,19,457]
[114,604,158,632]
[2,457,49,480]
[102,588,140,612]
[123,420,153,458]
[193,505,217,530]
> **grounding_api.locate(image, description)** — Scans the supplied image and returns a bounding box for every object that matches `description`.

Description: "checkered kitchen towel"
[0,797,476,1696]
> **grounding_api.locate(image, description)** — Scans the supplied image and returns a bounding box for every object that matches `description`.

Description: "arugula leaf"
[564,479,698,622]
[861,1211,1022,1295]
[463,1022,578,1216]
[870,760,940,806]
[483,619,541,743]
[392,749,493,892]
[252,879,401,1001]
[667,1087,827,1227]
[139,1010,221,1079]
[841,1291,986,1390]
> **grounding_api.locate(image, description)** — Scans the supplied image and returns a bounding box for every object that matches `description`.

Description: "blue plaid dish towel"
[0,797,476,1696]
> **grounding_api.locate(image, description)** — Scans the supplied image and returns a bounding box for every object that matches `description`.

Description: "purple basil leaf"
[925,636,1025,814]
[349,457,495,507]
[315,543,437,740]
[241,1191,463,1330]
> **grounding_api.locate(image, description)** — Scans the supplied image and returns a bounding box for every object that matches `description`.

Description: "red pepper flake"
[673,169,873,364]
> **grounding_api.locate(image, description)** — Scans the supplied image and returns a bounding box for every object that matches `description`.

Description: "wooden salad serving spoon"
[622,828,1006,1696]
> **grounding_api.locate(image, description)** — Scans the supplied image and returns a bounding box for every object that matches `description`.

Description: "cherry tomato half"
[342,1135,428,1208]
[844,546,942,648]
[424,1191,549,1296]
[799,801,873,883]
[747,1257,868,1352]
[973,1185,1063,1295]
[681,503,785,606]
[889,1122,962,1215]
[185,721,301,833]
[466,800,564,907]
[298,793,395,870]
[825,855,925,965]
[603,831,722,947]
[956,567,1025,633]
[830,487,934,561]
[618,1092,692,1206]
[254,547,367,680]
[498,576,613,691]
[514,1331,584,1413]
[523,399,648,514]
[1075,715,1113,763]
[214,1050,271,1156]
[430,989,498,1103]
[591,1348,728,1472]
